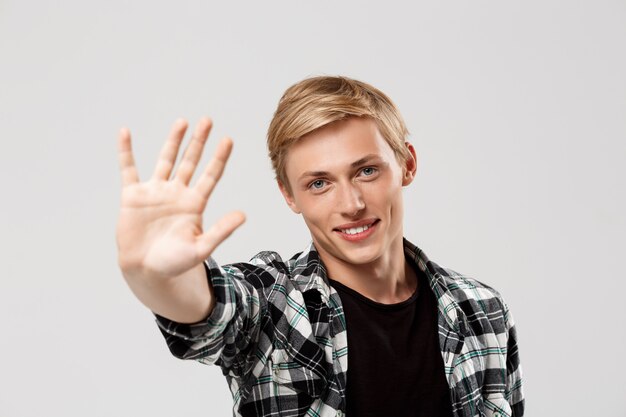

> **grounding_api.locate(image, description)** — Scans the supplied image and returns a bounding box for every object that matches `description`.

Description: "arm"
[154,258,268,378]
[504,303,525,416]
[115,117,245,324]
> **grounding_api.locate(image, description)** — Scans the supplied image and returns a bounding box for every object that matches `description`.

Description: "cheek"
[300,195,333,227]
[365,178,402,208]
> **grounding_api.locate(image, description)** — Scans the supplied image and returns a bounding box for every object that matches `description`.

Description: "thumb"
[196,211,246,259]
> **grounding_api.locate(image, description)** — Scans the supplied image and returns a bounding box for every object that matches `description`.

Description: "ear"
[401,142,418,186]
[277,180,302,214]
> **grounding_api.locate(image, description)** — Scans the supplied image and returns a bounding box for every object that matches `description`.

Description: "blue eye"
[361,167,377,176]
[309,179,326,190]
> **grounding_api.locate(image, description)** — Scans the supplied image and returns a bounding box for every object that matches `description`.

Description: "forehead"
[283,117,397,178]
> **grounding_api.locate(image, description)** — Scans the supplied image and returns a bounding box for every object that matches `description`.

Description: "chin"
[336,243,384,265]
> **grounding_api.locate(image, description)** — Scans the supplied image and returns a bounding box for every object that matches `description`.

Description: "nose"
[338,182,365,217]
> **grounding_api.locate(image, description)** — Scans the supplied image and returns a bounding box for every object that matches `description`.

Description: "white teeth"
[341,224,370,235]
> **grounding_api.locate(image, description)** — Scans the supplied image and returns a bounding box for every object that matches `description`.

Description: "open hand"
[116,117,245,281]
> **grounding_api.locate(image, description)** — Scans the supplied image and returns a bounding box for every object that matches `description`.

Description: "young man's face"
[279,117,417,269]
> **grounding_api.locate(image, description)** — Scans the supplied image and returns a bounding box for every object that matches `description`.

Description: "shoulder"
[431,261,510,322]
[217,250,298,290]
[407,238,509,315]
[407,239,510,313]
[440,265,504,302]
[247,250,292,273]
[223,242,324,291]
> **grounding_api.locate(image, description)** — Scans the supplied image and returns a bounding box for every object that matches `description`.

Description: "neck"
[318,237,417,304]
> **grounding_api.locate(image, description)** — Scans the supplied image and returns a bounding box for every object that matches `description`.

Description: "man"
[116,76,524,417]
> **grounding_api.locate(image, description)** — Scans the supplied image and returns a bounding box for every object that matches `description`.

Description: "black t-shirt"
[328,262,453,417]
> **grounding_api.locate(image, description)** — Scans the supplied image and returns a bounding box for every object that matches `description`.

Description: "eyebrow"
[298,154,383,181]
[350,154,381,168]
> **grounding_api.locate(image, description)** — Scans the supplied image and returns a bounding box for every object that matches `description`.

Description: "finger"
[117,127,140,186]
[174,117,213,185]
[196,211,246,259]
[194,136,233,203]
[151,118,188,181]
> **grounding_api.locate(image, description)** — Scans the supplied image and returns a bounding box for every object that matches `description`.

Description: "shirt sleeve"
[153,257,265,379]
[503,302,525,416]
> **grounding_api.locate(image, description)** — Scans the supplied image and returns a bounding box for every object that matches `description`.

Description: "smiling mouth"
[334,219,380,238]
[339,223,372,235]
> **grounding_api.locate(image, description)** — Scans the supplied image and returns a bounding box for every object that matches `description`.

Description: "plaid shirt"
[155,238,525,417]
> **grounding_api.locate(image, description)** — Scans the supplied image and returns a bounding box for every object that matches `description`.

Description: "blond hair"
[267,75,411,192]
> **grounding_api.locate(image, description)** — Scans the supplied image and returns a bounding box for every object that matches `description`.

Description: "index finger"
[117,127,140,186]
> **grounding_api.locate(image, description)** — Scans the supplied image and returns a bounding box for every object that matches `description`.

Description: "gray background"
[1,1,624,416]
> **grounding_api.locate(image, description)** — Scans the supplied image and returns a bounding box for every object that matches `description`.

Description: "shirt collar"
[403,238,470,335]
[288,238,469,335]
[289,241,334,304]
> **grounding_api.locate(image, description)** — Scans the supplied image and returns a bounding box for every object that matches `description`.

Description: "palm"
[116,118,245,281]
[119,180,206,277]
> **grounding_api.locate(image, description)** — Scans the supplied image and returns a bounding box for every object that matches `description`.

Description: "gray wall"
[1,1,624,416]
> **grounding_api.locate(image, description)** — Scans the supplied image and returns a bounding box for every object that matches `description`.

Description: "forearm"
[123,262,215,324]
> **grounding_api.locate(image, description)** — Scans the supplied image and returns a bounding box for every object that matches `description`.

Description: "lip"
[334,218,379,230]
[333,219,380,242]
